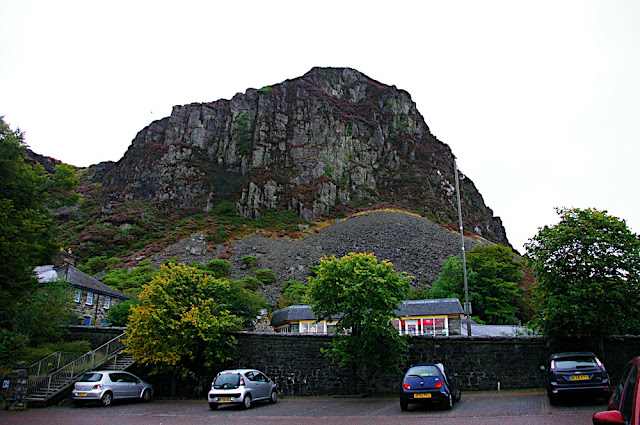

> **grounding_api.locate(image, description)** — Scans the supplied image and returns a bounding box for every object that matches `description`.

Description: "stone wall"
[227,333,551,395]
[222,333,640,396]
[64,326,126,348]
[71,289,126,326]
[75,330,640,397]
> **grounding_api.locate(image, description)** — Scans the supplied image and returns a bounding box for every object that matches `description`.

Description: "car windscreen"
[406,365,441,377]
[214,373,240,388]
[555,356,598,370]
[78,372,103,382]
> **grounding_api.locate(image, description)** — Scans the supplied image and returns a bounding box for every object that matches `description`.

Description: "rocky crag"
[94,67,509,246]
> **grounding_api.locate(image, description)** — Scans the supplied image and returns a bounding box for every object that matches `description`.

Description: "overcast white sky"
[1,0,639,253]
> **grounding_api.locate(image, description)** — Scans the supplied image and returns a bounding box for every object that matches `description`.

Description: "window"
[613,363,633,407]
[86,292,94,305]
[103,296,111,309]
[74,289,81,303]
[300,321,326,334]
[621,365,637,423]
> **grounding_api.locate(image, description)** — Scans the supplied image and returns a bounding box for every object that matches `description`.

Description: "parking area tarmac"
[1,390,605,425]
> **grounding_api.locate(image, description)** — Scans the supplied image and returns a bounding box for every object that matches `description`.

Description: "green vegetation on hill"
[55,182,313,271]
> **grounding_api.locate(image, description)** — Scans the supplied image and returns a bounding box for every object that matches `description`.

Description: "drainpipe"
[94,293,100,324]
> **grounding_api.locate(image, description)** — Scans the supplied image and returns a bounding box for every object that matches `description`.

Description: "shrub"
[106,299,139,327]
[204,259,232,278]
[242,255,259,269]
[212,201,237,217]
[77,255,109,274]
[254,269,277,285]
[242,277,261,291]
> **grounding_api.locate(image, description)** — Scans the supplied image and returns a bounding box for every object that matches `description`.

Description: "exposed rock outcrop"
[95,67,510,246]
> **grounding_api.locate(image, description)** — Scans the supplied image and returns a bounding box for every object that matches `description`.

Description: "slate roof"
[35,264,129,300]
[270,298,463,327]
[270,305,324,326]
[395,298,464,317]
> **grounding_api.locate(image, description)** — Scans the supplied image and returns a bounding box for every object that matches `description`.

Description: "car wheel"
[443,394,453,410]
[209,402,218,410]
[454,389,462,402]
[243,393,252,409]
[141,389,152,402]
[400,398,408,411]
[269,390,278,403]
[100,391,113,407]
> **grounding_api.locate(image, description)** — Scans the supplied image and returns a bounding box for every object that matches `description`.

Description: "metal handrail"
[26,333,127,400]
[28,351,85,385]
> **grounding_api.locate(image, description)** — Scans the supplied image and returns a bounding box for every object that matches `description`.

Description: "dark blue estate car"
[399,363,461,410]
[542,352,611,405]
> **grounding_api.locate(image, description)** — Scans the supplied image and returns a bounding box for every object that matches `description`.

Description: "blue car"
[542,352,611,405]
[399,363,461,410]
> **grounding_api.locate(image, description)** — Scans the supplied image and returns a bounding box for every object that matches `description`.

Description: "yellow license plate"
[414,393,432,399]
[219,398,232,402]
[77,393,87,397]
[570,375,589,381]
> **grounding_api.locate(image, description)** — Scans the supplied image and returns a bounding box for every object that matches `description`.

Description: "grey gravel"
[228,212,482,306]
[150,211,484,307]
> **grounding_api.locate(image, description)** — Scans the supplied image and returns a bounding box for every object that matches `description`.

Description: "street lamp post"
[454,158,472,337]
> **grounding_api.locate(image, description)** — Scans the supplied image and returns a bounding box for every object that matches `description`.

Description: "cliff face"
[96,67,509,246]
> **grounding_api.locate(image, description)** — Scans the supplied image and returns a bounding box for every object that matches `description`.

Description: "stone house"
[271,298,464,336]
[35,264,129,326]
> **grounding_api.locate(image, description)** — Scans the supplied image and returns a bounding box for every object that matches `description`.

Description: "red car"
[593,356,640,425]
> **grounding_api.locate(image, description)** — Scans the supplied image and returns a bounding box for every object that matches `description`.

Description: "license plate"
[570,375,589,381]
[219,398,233,402]
[76,393,87,397]
[414,393,432,399]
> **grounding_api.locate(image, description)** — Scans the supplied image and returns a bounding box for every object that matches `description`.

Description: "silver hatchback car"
[72,370,153,407]
[208,369,278,410]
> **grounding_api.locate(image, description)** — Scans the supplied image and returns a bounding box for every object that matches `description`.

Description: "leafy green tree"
[278,280,309,308]
[12,280,75,344]
[46,163,80,208]
[106,298,139,327]
[308,252,411,386]
[525,207,640,347]
[0,118,57,311]
[428,255,476,301]
[0,117,66,366]
[225,280,267,326]
[427,245,524,325]
[125,263,264,378]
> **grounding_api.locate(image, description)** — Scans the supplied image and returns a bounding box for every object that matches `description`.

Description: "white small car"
[208,369,278,410]
[72,370,153,407]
